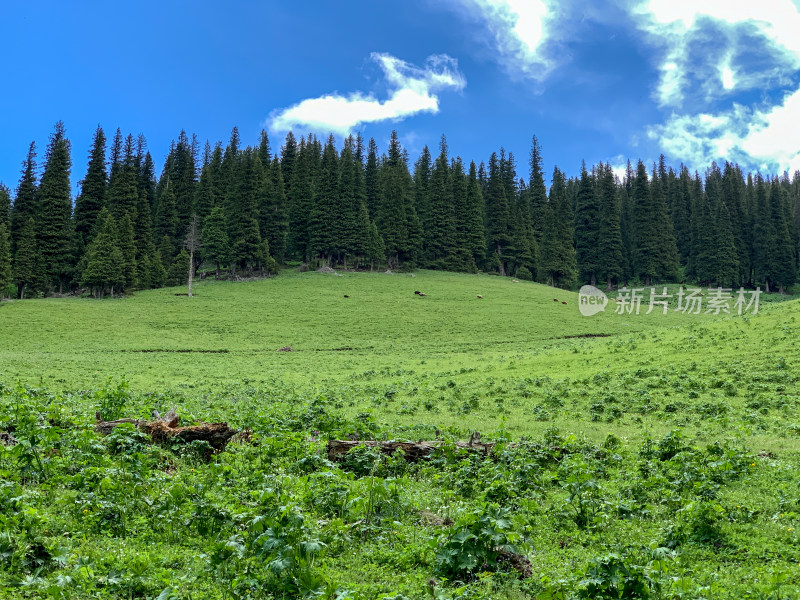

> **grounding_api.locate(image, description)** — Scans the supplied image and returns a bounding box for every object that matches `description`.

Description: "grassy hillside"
[0,271,798,599]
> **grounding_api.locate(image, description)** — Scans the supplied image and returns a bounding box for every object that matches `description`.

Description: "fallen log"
[327,437,496,463]
[95,408,238,453]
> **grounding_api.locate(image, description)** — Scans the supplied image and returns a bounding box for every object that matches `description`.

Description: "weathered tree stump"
[326,435,496,463]
[95,408,238,453]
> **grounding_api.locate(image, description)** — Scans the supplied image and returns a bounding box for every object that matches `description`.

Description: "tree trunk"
[96,408,239,455]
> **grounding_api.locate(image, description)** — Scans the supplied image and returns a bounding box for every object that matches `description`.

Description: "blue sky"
[2,0,800,194]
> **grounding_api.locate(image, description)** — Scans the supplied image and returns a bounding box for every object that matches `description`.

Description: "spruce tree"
[595,163,625,288]
[75,126,107,248]
[117,212,137,290]
[484,152,513,275]
[154,180,179,259]
[0,223,11,298]
[10,142,38,256]
[364,138,381,220]
[366,221,385,270]
[36,121,74,293]
[81,209,124,297]
[309,136,339,265]
[539,167,577,288]
[449,157,477,272]
[414,145,433,242]
[13,218,38,298]
[465,161,486,268]
[337,138,370,267]
[573,162,601,285]
[287,138,315,262]
[0,184,10,230]
[377,131,420,269]
[426,136,456,267]
[280,131,297,196]
[768,179,796,293]
[107,134,139,222]
[260,156,288,263]
[229,149,263,272]
[528,136,547,243]
[202,205,230,277]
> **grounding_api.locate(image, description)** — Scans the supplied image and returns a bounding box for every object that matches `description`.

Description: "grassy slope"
[1,271,799,599]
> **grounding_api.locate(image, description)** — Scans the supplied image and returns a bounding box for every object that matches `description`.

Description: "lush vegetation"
[0,272,798,599]
[2,124,800,302]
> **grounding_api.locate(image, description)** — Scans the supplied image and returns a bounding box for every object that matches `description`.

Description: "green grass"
[0,270,798,599]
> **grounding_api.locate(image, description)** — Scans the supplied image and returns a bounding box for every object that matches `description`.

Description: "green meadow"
[0,271,798,599]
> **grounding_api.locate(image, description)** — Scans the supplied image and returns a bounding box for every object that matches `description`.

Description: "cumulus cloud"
[632,0,800,108]
[631,0,800,173]
[268,53,465,136]
[647,89,800,174]
[450,0,556,80]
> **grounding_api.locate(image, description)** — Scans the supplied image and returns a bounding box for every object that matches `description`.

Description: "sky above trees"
[2,0,800,191]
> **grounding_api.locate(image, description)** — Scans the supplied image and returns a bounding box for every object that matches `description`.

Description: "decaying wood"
[326,436,496,463]
[496,547,533,578]
[95,408,238,453]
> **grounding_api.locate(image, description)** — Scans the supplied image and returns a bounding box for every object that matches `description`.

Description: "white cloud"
[631,0,800,173]
[647,89,800,173]
[633,0,800,107]
[451,0,556,79]
[268,53,466,136]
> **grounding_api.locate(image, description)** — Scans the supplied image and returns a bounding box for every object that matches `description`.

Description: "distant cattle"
[418,292,427,297]
[477,295,483,299]
[414,291,421,295]
[562,301,567,305]
[553,298,559,302]
[344,294,350,298]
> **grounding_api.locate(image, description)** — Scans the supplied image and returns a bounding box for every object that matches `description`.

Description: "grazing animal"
[553,298,559,302]
[418,292,427,297]
[344,294,350,298]
[414,290,421,295]
[562,301,567,305]
[477,294,483,299]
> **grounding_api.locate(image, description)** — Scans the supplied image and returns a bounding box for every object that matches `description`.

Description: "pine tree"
[309,136,339,265]
[528,136,547,243]
[377,131,420,269]
[0,184,10,231]
[426,136,456,267]
[202,205,230,277]
[75,126,107,248]
[260,156,288,264]
[595,163,625,288]
[449,157,477,272]
[287,138,315,262]
[573,162,601,285]
[337,138,370,266]
[484,152,513,275]
[36,121,74,293]
[81,210,124,297]
[767,179,796,293]
[154,180,179,259]
[366,221,385,270]
[0,223,11,298]
[631,162,678,284]
[465,161,486,268]
[167,249,190,286]
[13,218,39,298]
[364,138,381,220]
[539,167,577,288]
[280,131,297,196]
[107,134,139,222]
[117,212,137,290]
[10,142,38,256]
[229,149,263,272]
[414,145,433,242]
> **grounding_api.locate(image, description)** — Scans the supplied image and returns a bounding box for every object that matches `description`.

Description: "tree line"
[0,122,798,299]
